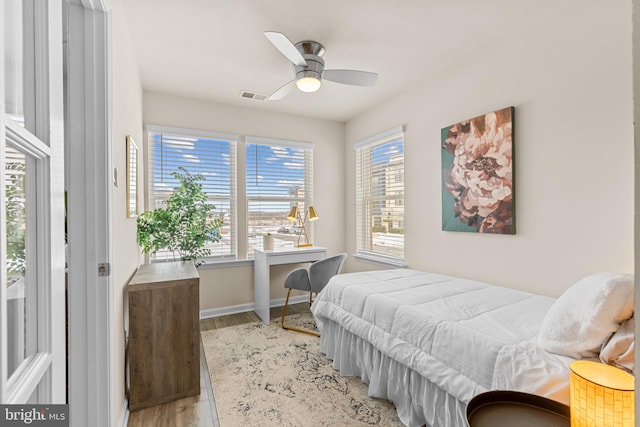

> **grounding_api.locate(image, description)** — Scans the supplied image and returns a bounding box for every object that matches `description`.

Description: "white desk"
[253,246,327,324]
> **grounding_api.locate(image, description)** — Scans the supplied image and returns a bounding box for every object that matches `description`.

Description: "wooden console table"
[127,261,200,411]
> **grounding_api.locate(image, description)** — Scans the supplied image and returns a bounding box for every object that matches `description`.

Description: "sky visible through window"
[151,134,232,199]
[246,143,305,201]
[370,138,404,164]
[150,136,307,207]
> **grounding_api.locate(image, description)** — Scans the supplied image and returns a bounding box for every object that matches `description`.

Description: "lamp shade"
[307,206,319,221]
[287,206,298,222]
[569,360,634,427]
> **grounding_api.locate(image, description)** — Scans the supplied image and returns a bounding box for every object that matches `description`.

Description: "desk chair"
[281,253,347,336]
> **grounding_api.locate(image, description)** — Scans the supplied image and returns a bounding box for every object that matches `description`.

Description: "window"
[144,129,314,262]
[355,126,405,264]
[146,126,237,261]
[246,136,313,254]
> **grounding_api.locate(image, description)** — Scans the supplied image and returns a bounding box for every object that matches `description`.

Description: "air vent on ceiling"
[240,90,268,101]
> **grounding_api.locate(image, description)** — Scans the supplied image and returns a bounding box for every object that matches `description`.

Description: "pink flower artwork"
[441,107,514,234]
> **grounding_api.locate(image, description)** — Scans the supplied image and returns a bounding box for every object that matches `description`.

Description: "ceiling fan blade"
[268,80,295,101]
[264,32,307,67]
[323,69,378,87]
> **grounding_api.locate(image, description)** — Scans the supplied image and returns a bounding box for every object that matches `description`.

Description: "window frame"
[245,136,314,256]
[145,124,238,263]
[354,126,405,266]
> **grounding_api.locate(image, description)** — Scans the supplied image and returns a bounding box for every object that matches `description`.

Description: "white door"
[1,0,66,403]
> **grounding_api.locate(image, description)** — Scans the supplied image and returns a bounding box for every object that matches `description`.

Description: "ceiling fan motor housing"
[295,56,324,81]
[294,40,325,81]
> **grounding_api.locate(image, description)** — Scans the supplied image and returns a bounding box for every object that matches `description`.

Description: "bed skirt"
[319,318,468,427]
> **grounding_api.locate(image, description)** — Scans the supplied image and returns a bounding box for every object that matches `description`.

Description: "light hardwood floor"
[126,303,310,427]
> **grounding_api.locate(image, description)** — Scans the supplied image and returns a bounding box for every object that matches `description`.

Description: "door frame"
[65,0,113,425]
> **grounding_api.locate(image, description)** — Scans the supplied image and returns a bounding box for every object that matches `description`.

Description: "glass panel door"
[1,0,65,404]
[5,146,37,378]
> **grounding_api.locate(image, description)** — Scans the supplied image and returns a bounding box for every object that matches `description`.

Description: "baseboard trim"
[118,398,129,427]
[200,295,309,319]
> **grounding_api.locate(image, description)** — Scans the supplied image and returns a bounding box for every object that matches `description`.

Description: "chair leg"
[281,289,291,329]
[281,289,320,337]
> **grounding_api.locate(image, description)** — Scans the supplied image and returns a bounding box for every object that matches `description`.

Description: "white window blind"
[146,126,237,261]
[355,126,405,262]
[246,137,313,254]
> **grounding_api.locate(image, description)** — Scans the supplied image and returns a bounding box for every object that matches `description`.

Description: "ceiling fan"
[264,31,378,100]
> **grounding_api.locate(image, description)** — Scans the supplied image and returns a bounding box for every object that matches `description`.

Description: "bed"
[310,269,634,427]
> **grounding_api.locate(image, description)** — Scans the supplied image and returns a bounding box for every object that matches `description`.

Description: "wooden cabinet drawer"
[127,261,200,411]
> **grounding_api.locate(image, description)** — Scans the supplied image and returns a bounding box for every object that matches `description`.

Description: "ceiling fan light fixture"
[296,76,322,93]
[264,31,378,100]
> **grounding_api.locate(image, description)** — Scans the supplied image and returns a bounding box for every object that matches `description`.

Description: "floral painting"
[441,107,514,234]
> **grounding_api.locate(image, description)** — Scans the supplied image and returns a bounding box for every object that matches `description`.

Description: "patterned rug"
[201,312,404,427]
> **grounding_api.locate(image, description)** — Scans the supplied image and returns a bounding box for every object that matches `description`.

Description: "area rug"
[201,313,404,427]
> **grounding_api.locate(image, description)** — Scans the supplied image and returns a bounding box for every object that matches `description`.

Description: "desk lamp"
[287,205,319,247]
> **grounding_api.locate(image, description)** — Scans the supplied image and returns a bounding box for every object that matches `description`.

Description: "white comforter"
[311,269,575,405]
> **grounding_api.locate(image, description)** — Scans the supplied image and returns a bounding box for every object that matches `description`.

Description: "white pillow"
[600,316,634,372]
[537,272,634,359]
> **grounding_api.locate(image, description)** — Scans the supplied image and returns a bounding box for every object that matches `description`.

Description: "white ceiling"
[122,1,572,123]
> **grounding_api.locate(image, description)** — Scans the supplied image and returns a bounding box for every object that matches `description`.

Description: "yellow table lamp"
[569,360,634,427]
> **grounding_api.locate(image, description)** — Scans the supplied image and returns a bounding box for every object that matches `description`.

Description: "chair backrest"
[309,253,347,293]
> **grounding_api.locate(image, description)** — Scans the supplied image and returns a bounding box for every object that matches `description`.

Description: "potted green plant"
[137,167,222,267]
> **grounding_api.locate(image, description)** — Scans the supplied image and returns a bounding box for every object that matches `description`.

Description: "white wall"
[143,91,345,311]
[345,1,633,297]
[111,0,144,421]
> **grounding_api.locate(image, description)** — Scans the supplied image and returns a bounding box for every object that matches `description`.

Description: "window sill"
[150,258,253,269]
[353,252,406,268]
